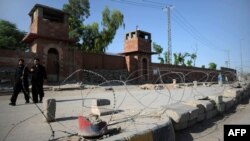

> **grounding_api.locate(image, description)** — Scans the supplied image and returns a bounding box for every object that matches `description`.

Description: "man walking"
[30,58,47,103]
[9,59,30,106]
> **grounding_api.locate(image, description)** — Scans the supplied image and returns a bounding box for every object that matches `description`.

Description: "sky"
[0,0,250,73]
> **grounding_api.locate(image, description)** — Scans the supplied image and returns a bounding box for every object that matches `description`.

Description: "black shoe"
[39,98,43,103]
[9,103,16,106]
[25,101,30,104]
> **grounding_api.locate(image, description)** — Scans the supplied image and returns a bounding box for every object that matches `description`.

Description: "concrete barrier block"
[188,118,197,127]
[163,104,189,123]
[44,98,56,122]
[155,84,164,90]
[183,100,214,112]
[152,118,175,141]
[184,104,199,120]
[197,113,205,122]
[182,101,204,113]
[174,84,181,89]
[208,95,223,104]
[216,103,225,113]
[203,83,206,86]
[92,99,110,106]
[91,105,113,116]
[223,97,235,112]
[140,84,154,90]
[223,89,241,99]
[173,121,188,131]
[164,103,199,123]
[206,109,218,119]
[242,90,250,98]
[102,117,175,141]
[165,109,189,123]
[126,130,153,141]
[83,99,110,108]
[193,81,198,88]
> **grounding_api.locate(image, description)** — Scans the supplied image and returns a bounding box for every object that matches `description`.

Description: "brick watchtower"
[23,4,72,82]
[121,30,155,83]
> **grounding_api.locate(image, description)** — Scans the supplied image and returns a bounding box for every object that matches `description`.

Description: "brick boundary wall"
[0,49,236,85]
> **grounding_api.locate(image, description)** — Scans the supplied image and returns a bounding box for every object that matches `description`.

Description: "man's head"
[18,59,24,65]
[34,58,40,65]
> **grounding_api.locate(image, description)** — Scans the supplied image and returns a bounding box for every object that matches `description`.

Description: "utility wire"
[111,0,227,53]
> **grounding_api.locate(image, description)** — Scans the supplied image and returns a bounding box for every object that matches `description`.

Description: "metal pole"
[240,39,243,78]
[163,6,173,64]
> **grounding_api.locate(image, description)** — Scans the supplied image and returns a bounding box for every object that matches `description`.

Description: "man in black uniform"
[30,58,47,103]
[9,59,30,106]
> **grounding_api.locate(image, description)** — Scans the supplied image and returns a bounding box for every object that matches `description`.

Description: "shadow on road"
[56,98,83,103]
[55,116,78,122]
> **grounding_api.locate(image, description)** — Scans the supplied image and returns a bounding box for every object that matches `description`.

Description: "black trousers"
[31,81,44,103]
[10,82,30,104]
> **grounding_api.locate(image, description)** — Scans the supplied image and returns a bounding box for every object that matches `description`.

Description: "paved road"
[176,98,250,141]
[0,84,247,141]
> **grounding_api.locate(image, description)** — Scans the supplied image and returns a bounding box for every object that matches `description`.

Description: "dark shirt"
[31,65,47,83]
[15,65,29,83]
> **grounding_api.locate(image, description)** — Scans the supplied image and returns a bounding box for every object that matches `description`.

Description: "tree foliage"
[190,53,197,66]
[173,52,189,66]
[153,42,164,64]
[63,0,124,53]
[164,51,170,64]
[209,62,217,70]
[0,19,27,50]
[173,52,197,67]
[63,0,90,42]
[153,42,163,54]
[187,60,193,67]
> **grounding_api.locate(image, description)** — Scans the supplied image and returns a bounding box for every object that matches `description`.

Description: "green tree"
[63,0,124,53]
[182,52,190,66]
[63,0,90,42]
[80,23,99,51]
[81,7,123,53]
[172,52,191,66]
[164,51,170,64]
[209,62,217,70]
[0,19,27,50]
[201,65,205,69]
[173,53,179,65]
[173,53,184,65]
[153,42,164,64]
[187,60,193,67]
[190,53,197,66]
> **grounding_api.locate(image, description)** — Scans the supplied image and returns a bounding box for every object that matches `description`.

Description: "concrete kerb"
[182,100,215,122]
[101,117,175,141]
[168,83,250,132]
[223,97,236,112]
[162,103,200,131]
[182,100,214,112]
[207,83,250,115]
